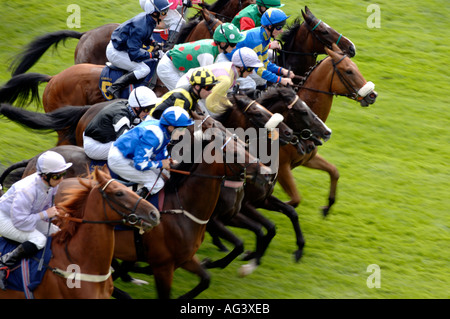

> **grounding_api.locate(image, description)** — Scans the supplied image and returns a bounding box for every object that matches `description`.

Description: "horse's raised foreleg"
[262,195,305,262]
[276,162,302,207]
[302,152,339,217]
[178,256,211,299]
[203,218,244,269]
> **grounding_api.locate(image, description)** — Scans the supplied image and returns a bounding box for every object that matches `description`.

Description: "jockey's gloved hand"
[149,50,164,60]
[183,0,192,8]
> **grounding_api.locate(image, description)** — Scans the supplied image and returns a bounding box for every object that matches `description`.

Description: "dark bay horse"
[273,44,377,215]
[113,117,266,298]
[206,88,332,274]
[277,6,356,78]
[0,166,159,299]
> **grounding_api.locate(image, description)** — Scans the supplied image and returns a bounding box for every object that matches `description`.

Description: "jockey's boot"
[106,71,138,99]
[0,241,38,290]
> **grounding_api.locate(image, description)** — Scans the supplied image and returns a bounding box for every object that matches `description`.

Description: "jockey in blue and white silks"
[107,106,194,196]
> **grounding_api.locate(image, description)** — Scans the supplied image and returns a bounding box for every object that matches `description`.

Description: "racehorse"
[272,44,377,215]
[0,166,159,299]
[205,88,331,273]
[112,115,267,298]
[276,6,356,78]
[8,0,253,74]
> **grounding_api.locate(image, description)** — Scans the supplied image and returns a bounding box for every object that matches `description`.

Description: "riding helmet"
[159,107,194,127]
[213,23,245,44]
[261,8,290,27]
[36,151,72,174]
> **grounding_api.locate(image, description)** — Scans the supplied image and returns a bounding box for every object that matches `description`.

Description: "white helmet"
[36,151,72,174]
[128,86,158,108]
[232,47,264,69]
[140,0,155,14]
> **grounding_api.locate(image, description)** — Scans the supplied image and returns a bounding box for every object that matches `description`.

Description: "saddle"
[99,60,158,100]
[0,237,52,298]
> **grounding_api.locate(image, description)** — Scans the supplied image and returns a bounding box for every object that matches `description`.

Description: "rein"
[58,179,146,226]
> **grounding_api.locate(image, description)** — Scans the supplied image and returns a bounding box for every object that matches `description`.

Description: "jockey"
[139,0,192,46]
[157,22,245,91]
[106,0,171,99]
[0,151,72,290]
[176,47,263,113]
[151,67,218,118]
[107,107,194,198]
[232,0,284,31]
[226,8,295,88]
[83,87,159,160]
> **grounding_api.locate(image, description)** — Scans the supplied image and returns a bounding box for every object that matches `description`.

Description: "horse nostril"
[349,45,356,57]
[285,130,292,136]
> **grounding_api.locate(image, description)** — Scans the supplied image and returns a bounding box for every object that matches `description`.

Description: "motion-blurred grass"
[0,0,448,299]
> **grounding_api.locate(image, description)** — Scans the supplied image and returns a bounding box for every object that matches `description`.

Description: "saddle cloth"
[99,59,158,100]
[0,237,52,298]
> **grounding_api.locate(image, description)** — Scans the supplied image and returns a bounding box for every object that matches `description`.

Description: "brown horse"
[273,44,377,215]
[8,0,252,74]
[0,166,159,299]
[204,88,331,271]
[113,116,266,298]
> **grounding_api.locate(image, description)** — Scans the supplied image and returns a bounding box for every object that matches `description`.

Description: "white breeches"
[106,41,151,79]
[0,214,59,249]
[83,133,114,161]
[107,145,166,194]
[156,53,185,91]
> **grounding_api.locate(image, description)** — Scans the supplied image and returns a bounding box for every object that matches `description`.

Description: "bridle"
[296,55,365,100]
[60,179,149,227]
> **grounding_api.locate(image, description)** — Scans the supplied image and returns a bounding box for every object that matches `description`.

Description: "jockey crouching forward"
[176,47,263,113]
[157,22,244,91]
[0,151,72,290]
[83,87,158,160]
[105,0,171,99]
[226,8,295,89]
[151,68,218,118]
[107,107,194,199]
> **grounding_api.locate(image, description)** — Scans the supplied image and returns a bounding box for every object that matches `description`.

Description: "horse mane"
[297,57,327,87]
[280,18,302,50]
[52,176,94,244]
[164,161,198,194]
[207,0,229,13]
[258,86,296,107]
[175,17,201,44]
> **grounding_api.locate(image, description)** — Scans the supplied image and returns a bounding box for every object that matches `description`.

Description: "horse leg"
[178,255,211,299]
[263,195,305,262]
[238,203,276,271]
[276,162,302,208]
[302,153,339,217]
[153,265,175,299]
[203,218,244,269]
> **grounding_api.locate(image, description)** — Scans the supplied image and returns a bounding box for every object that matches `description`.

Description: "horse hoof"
[238,259,258,277]
[130,278,149,286]
[321,206,330,218]
[293,250,303,262]
[201,257,213,268]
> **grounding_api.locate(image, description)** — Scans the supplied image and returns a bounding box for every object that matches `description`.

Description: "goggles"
[202,85,215,91]
[140,105,154,113]
[49,171,66,180]
[243,66,255,73]
[160,8,169,16]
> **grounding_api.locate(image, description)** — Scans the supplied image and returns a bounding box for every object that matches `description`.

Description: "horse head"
[324,43,377,106]
[92,166,160,231]
[302,6,356,58]
[231,94,294,146]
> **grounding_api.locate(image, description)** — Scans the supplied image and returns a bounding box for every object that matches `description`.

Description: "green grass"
[0,0,448,299]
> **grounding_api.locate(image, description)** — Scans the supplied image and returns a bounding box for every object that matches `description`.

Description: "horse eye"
[115,191,124,197]
[346,70,353,75]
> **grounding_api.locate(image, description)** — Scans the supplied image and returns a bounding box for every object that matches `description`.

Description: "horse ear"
[325,43,342,60]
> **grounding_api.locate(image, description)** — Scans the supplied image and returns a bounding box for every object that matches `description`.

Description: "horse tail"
[0,159,30,196]
[9,30,84,76]
[0,104,90,144]
[0,73,51,107]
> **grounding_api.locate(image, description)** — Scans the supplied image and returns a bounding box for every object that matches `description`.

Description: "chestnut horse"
[273,44,377,215]
[0,166,159,299]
